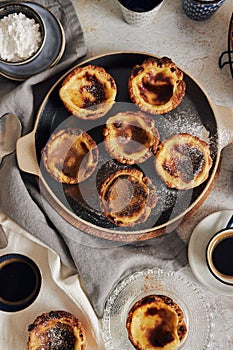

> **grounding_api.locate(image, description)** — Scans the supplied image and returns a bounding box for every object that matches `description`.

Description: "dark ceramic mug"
[206,215,233,285]
[0,253,41,312]
[182,0,226,21]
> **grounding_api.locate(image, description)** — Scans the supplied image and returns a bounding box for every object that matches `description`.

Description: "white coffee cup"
[117,0,164,27]
[206,215,233,285]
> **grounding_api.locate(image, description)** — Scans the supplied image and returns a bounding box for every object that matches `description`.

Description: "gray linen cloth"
[0,0,87,268]
[0,0,191,319]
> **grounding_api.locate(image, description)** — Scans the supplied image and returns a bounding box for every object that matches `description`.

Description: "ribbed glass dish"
[102,268,213,350]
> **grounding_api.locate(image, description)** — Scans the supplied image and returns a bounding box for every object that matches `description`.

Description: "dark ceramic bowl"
[0,2,46,65]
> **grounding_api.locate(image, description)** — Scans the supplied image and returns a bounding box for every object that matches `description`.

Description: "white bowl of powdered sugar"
[0,3,46,65]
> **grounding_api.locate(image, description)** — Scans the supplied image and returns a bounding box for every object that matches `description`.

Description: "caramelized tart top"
[27,310,86,350]
[99,168,158,227]
[128,57,186,115]
[41,128,98,184]
[103,111,160,164]
[126,294,187,350]
[155,133,213,190]
[59,64,117,120]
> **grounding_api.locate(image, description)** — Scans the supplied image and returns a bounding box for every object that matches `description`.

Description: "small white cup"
[117,0,164,27]
[206,216,233,285]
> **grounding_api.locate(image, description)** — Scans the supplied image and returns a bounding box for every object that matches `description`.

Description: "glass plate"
[102,268,213,350]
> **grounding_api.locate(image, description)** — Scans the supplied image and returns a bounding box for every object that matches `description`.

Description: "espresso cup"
[117,0,164,27]
[182,0,226,21]
[0,253,41,312]
[206,216,233,285]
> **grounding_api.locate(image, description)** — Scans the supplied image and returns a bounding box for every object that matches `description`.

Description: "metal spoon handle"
[226,214,233,229]
[0,224,7,249]
[0,113,22,164]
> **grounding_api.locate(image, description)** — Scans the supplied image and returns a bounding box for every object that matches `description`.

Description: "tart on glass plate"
[126,294,187,350]
[41,128,99,184]
[27,310,86,350]
[103,111,160,164]
[102,268,213,350]
[128,57,186,115]
[59,64,117,120]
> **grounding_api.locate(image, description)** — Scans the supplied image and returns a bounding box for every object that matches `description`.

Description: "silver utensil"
[0,113,22,165]
[0,224,7,249]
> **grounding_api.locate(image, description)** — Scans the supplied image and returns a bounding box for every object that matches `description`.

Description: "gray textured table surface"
[73,0,233,348]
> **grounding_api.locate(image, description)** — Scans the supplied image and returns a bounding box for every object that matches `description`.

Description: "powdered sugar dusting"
[156,106,210,143]
[0,12,42,62]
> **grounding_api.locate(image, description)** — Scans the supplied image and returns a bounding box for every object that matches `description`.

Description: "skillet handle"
[213,104,233,149]
[16,131,40,176]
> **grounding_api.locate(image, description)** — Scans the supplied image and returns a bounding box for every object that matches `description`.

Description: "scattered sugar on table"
[0,12,42,62]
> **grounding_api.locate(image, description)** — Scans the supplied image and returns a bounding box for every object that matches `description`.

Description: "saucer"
[188,209,233,296]
[0,2,65,81]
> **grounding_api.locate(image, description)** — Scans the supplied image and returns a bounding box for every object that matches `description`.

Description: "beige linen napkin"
[0,212,103,350]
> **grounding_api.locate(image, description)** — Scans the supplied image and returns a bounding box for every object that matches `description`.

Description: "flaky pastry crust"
[59,65,117,120]
[155,133,212,190]
[103,111,160,164]
[99,168,158,227]
[128,57,186,115]
[126,295,187,350]
[41,128,98,184]
[27,310,86,350]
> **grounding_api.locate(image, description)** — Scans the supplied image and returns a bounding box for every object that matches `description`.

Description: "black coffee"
[0,260,38,302]
[212,237,233,276]
[120,0,162,12]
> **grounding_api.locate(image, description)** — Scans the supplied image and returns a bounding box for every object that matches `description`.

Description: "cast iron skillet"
[17,52,233,242]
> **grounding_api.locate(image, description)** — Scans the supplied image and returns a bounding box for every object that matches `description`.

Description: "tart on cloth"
[154,133,213,190]
[41,128,99,184]
[128,57,186,115]
[126,295,187,350]
[103,111,160,164]
[27,310,86,350]
[59,65,117,120]
[99,168,158,227]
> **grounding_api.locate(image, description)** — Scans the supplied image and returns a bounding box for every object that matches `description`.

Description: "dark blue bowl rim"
[184,0,225,4]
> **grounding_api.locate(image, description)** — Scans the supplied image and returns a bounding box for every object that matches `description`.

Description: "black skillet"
[16,52,233,242]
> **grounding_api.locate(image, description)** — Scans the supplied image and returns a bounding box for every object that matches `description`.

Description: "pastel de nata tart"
[27,310,86,350]
[155,133,213,190]
[99,168,158,227]
[103,111,160,164]
[128,57,186,115]
[59,65,117,120]
[41,128,98,184]
[126,295,187,350]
